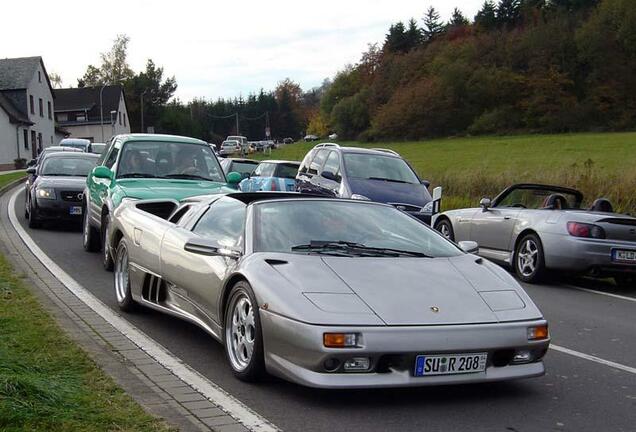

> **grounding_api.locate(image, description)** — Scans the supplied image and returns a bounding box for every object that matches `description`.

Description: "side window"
[252,163,264,177]
[104,144,120,169]
[321,151,340,177]
[193,198,246,248]
[298,149,315,174]
[308,149,329,175]
[259,163,276,177]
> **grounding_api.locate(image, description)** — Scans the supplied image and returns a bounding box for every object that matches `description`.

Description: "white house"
[0,56,56,170]
[54,85,130,143]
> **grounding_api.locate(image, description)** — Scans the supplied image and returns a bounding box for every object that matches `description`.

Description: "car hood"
[265,253,542,325]
[36,176,87,190]
[348,178,431,207]
[116,179,235,201]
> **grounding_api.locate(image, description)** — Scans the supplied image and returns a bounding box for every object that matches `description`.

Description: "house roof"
[0,92,32,125]
[0,56,54,93]
[54,85,125,124]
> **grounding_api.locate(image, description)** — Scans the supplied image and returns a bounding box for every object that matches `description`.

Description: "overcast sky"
[2,1,483,101]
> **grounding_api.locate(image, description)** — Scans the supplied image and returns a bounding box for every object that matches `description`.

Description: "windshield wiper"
[119,173,156,178]
[366,177,411,184]
[162,174,214,181]
[291,240,431,257]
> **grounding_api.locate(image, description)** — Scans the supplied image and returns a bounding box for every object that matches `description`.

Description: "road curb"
[0,184,273,432]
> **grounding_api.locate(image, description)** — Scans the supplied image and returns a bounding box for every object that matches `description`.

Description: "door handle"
[504,216,511,220]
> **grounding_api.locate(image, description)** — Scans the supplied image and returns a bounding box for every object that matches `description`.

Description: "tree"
[78,34,134,87]
[449,8,470,27]
[384,22,409,53]
[475,1,498,29]
[423,6,445,41]
[48,73,63,89]
[405,19,423,49]
[497,0,522,27]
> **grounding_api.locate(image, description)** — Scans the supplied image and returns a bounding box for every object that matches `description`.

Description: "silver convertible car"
[108,193,549,388]
[434,184,636,285]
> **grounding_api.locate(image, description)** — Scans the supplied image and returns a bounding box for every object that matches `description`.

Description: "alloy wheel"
[114,243,129,304]
[226,293,256,372]
[517,239,539,277]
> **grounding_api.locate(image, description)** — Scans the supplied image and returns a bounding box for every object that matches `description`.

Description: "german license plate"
[414,353,487,377]
[613,249,636,263]
[69,206,82,215]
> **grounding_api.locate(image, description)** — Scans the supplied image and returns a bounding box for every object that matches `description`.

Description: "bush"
[13,158,27,169]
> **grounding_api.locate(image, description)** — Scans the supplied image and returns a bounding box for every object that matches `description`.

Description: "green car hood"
[112,179,235,207]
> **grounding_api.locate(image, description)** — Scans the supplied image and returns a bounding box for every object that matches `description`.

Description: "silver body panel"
[110,196,549,388]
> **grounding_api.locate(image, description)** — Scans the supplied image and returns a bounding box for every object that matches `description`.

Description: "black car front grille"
[61,191,83,202]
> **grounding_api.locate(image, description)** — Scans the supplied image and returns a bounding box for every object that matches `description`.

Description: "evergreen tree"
[423,7,445,41]
[384,22,409,53]
[497,0,522,26]
[449,8,470,27]
[475,1,498,29]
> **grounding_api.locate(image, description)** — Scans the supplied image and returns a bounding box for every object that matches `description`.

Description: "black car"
[296,144,434,223]
[25,152,99,228]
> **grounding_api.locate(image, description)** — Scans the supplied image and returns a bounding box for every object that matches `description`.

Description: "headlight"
[351,194,371,201]
[420,201,434,214]
[36,188,55,199]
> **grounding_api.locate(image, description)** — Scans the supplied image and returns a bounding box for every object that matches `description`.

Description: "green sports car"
[82,133,241,270]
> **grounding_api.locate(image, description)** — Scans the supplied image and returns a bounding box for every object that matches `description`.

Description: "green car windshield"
[117,141,225,182]
[254,200,462,258]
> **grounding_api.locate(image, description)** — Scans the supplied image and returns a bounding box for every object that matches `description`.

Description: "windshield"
[41,157,96,177]
[275,163,300,179]
[116,141,225,182]
[343,153,420,184]
[496,187,581,209]
[254,201,461,257]
[230,161,258,175]
[61,142,88,150]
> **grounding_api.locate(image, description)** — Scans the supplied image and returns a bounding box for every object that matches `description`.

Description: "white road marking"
[8,189,278,432]
[550,344,636,375]
[563,284,636,303]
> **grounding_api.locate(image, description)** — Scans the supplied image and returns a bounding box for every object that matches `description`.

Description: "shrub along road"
[8,187,636,432]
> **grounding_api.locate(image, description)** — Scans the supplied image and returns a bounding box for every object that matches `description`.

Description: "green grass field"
[0,254,174,432]
[255,132,636,213]
[0,171,26,190]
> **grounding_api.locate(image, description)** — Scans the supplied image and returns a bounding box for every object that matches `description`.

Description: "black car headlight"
[36,187,56,199]
[420,201,434,214]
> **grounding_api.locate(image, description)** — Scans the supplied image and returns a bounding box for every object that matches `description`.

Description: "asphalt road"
[11,189,636,432]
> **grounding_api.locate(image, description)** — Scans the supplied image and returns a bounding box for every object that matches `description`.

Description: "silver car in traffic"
[109,193,549,388]
[434,184,636,285]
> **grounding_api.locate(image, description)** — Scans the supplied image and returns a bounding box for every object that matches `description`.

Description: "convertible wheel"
[515,233,545,284]
[224,281,265,382]
[83,207,100,252]
[435,219,455,241]
[114,238,137,312]
[27,202,40,229]
[102,215,114,271]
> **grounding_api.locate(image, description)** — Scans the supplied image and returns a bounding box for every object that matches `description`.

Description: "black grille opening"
[492,349,515,367]
[61,191,83,202]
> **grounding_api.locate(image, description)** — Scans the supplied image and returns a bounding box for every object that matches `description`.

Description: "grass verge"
[0,253,174,432]
[254,132,636,213]
[0,172,26,190]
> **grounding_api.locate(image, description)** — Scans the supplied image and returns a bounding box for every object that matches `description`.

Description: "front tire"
[27,201,40,229]
[224,281,265,382]
[515,233,546,284]
[102,214,114,271]
[435,218,455,241]
[83,204,100,252]
[114,238,137,312]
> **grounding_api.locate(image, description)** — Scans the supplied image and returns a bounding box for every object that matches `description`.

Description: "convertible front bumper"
[542,233,636,275]
[260,310,549,389]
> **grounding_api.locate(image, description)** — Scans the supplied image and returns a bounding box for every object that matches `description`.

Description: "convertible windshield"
[41,156,96,177]
[254,201,461,257]
[116,141,225,182]
[343,153,420,184]
[497,187,581,209]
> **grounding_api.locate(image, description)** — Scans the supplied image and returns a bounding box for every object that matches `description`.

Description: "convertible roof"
[494,183,584,206]
[225,192,326,204]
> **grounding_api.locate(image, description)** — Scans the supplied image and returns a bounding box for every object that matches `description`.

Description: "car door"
[314,150,342,197]
[87,140,120,225]
[302,149,330,195]
[470,206,521,251]
[160,197,246,324]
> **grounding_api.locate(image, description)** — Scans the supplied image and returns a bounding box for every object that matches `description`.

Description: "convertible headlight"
[527,324,549,341]
[324,333,360,348]
[351,194,371,201]
[420,201,434,214]
[36,188,55,199]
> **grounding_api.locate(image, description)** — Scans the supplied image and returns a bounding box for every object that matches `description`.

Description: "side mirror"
[184,239,241,259]
[226,171,242,184]
[479,197,491,211]
[27,159,36,167]
[26,167,36,175]
[458,241,479,254]
[92,166,114,179]
[421,179,431,188]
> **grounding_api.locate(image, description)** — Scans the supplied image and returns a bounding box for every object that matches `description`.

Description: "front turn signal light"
[527,325,549,340]
[323,333,358,348]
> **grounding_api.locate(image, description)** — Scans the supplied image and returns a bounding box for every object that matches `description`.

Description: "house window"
[31,131,36,150]
[39,98,43,117]
[47,101,52,120]
[23,130,29,150]
[123,113,126,127]
[57,113,68,122]
[29,95,34,114]
[38,71,41,82]
[118,112,122,125]
[76,114,86,122]
[38,133,42,152]
[50,136,53,144]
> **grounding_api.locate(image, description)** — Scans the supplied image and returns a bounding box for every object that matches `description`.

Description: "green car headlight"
[36,187,56,199]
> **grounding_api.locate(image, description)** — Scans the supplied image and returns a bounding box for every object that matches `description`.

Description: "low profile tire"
[102,215,114,271]
[24,196,29,219]
[83,205,101,252]
[114,238,137,312]
[27,201,40,229]
[435,218,455,241]
[224,281,265,382]
[515,233,546,284]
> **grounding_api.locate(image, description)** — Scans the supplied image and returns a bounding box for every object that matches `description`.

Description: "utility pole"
[140,89,148,133]
[235,112,240,135]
